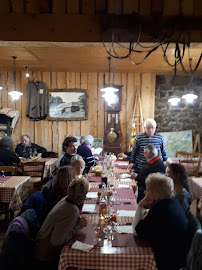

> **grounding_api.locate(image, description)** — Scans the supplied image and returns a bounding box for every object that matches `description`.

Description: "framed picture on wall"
[47,89,88,121]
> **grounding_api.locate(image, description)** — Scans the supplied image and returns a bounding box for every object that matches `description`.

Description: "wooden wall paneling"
[139,0,151,16]
[141,73,155,121]
[0,73,2,108]
[163,0,179,16]
[181,0,194,16]
[151,0,164,15]
[21,71,31,139]
[42,72,52,152]
[14,72,22,147]
[194,0,202,16]
[87,72,97,137]
[82,0,95,15]
[39,0,51,13]
[80,72,89,136]
[25,0,40,14]
[11,0,24,13]
[7,71,15,111]
[34,72,43,146]
[73,72,81,137]
[0,0,10,14]
[108,0,122,14]
[123,0,138,14]
[126,73,135,151]
[51,72,59,153]
[57,72,68,155]
[134,73,141,134]
[95,0,106,14]
[150,73,155,119]
[1,72,8,109]
[66,72,76,137]
[52,0,66,14]
[97,72,104,139]
[120,73,127,151]
[66,0,80,14]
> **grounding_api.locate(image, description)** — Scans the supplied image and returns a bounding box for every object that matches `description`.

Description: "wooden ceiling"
[0,41,202,74]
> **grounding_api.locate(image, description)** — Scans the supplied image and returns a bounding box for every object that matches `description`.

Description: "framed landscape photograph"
[47,89,88,121]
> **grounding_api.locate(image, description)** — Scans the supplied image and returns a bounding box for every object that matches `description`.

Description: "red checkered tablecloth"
[189,177,202,200]
[0,176,34,211]
[58,245,157,270]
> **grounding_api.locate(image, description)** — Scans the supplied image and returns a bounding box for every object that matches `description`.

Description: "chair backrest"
[21,161,45,182]
[176,151,194,158]
[41,151,58,158]
[179,158,201,177]
[184,229,202,270]
[0,166,17,175]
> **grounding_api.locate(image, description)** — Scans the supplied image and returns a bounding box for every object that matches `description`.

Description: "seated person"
[15,135,47,158]
[77,135,97,174]
[166,163,192,212]
[33,177,89,269]
[0,136,20,166]
[70,154,85,177]
[131,144,165,202]
[59,136,77,167]
[133,173,192,270]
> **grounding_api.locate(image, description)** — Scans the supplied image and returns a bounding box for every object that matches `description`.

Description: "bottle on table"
[99,185,108,224]
[34,148,37,158]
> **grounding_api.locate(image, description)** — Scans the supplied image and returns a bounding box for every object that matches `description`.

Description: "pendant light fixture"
[25,66,30,78]
[8,56,23,100]
[100,56,119,106]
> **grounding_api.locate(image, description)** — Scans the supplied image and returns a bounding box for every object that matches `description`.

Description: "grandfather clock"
[104,85,122,156]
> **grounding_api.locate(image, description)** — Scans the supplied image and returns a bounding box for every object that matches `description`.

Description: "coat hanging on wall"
[26,81,48,121]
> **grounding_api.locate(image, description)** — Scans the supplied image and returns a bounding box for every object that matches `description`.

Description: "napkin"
[118,184,130,189]
[120,178,132,182]
[82,204,96,213]
[117,162,128,166]
[119,173,131,178]
[117,210,136,217]
[116,225,133,234]
[86,192,98,199]
[71,240,94,252]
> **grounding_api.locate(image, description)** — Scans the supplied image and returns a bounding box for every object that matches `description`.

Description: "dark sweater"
[136,156,165,202]
[15,143,47,158]
[59,153,74,167]
[0,147,20,166]
[77,144,97,174]
[135,198,190,270]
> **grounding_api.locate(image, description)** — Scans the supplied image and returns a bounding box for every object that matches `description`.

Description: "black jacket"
[15,143,47,158]
[0,147,20,166]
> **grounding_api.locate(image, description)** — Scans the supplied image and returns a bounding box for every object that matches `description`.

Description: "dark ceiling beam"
[0,14,202,43]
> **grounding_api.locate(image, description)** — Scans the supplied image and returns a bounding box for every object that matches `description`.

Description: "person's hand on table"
[117,152,127,159]
[79,216,88,227]
[128,163,135,170]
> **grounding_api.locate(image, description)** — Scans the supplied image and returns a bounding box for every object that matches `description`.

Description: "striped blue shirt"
[130,132,168,171]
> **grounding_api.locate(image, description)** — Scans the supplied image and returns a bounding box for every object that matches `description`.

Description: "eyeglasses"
[145,126,155,130]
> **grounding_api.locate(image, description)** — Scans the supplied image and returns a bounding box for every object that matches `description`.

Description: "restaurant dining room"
[0,0,202,270]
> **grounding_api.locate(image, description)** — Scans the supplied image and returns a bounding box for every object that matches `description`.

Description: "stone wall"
[155,75,202,152]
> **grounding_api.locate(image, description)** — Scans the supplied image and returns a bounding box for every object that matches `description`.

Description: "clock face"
[108,94,119,109]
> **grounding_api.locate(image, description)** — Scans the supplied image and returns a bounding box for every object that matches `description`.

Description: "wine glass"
[1,171,5,178]
[29,149,33,159]
[94,224,101,244]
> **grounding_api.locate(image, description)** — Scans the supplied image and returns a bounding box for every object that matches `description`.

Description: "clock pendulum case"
[104,85,122,156]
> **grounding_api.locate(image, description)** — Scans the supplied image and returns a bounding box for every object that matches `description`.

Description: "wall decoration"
[47,89,87,121]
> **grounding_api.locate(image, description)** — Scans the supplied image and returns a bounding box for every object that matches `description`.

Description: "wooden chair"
[0,166,17,176]
[41,152,58,158]
[21,161,46,190]
[179,158,201,177]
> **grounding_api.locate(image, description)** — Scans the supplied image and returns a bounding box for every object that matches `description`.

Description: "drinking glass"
[29,149,33,159]
[1,171,5,178]
[94,224,101,244]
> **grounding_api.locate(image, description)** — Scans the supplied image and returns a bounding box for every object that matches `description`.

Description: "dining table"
[58,160,157,270]
[189,177,202,200]
[0,175,34,221]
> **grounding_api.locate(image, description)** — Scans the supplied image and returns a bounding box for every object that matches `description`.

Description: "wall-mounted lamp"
[100,56,119,106]
[0,86,3,90]
[25,66,30,78]
[168,97,181,106]
[8,56,23,100]
[182,93,198,103]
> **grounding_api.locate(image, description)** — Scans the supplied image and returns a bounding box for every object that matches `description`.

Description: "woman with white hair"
[133,172,192,270]
[77,135,97,174]
[70,154,85,176]
[34,177,89,269]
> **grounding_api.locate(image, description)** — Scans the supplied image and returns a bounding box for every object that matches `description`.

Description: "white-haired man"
[128,118,167,173]
[77,135,97,174]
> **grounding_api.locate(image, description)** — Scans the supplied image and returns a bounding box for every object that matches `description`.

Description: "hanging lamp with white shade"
[100,56,119,106]
[8,56,23,100]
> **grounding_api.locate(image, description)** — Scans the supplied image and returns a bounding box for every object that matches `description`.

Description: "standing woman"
[166,163,192,212]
